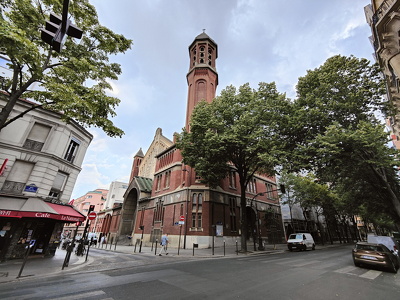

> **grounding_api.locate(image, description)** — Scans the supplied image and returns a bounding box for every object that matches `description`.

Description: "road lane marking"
[359,270,382,280]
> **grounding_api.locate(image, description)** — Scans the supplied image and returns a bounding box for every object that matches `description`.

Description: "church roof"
[134,148,144,158]
[189,31,218,49]
[134,176,153,193]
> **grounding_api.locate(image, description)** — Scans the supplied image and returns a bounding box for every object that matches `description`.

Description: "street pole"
[178,224,182,255]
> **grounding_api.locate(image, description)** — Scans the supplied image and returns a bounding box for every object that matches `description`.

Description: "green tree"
[176,82,290,252]
[291,55,400,225]
[0,0,132,137]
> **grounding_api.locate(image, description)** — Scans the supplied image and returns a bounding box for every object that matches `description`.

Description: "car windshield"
[289,234,303,239]
[356,244,384,252]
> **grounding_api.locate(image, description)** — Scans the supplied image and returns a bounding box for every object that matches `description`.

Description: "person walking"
[158,233,169,256]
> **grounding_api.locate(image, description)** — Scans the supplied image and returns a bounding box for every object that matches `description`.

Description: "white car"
[287,233,315,251]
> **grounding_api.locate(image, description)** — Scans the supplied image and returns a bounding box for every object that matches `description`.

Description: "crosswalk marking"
[334,265,358,274]
[236,255,388,281]
[292,260,321,267]
[359,270,382,280]
[51,290,108,300]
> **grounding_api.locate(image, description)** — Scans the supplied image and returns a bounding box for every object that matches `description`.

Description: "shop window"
[1,160,34,193]
[23,123,51,151]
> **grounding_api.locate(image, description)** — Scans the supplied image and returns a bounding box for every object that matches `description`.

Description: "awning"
[0,196,85,222]
[46,202,85,222]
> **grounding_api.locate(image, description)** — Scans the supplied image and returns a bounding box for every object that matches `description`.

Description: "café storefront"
[0,195,85,261]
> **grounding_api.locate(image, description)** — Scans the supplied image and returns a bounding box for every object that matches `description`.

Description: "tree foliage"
[176,82,290,251]
[289,55,400,226]
[0,0,132,137]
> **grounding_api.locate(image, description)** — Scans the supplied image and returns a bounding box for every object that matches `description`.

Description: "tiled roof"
[135,176,153,193]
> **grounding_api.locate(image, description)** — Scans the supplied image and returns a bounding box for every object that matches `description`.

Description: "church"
[120,32,285,249]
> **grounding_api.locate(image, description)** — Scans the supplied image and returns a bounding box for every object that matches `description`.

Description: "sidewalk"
[0,241,349,284]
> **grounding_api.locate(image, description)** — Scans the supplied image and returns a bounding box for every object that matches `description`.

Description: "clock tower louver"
[185,31,218,131]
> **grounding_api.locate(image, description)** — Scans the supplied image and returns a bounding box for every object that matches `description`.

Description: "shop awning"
[0,196,85,222]
[46,202,85,222]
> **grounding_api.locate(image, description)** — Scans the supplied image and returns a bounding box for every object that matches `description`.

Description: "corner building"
[365,0,400,149]
[123,33,284,249]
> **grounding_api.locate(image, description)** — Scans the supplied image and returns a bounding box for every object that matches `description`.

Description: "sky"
[70,0,375,199]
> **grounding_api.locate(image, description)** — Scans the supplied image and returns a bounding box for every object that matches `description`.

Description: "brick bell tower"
[185,31,218,131]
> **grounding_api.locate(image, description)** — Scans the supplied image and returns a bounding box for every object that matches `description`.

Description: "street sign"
[180,215,185,221]
[87,211,97,220]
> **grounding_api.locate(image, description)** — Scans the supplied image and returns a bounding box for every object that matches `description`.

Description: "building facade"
[63,188,108,239]
[122,32,285,249]
[0,94,91,260]
[365,0,400,148]
[104,181,128,210]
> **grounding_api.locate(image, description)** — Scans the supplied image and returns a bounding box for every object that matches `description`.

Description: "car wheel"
[354,261,360,267]
[312,244,315,250]
[303,245,307,251]
[389,260,398,273]
[288,247,292,252]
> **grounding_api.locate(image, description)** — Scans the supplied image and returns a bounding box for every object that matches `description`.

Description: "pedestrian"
[100,235,105,247]
[158,233,169,256]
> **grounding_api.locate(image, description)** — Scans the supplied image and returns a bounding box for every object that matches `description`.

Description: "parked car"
[367,234,399,256]
[352,242,399,273]
[287,233,315,251]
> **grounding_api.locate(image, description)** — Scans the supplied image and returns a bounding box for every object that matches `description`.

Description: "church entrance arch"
[119,188,138,238]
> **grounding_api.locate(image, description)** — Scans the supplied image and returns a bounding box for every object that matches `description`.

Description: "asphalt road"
[1,244,400,300]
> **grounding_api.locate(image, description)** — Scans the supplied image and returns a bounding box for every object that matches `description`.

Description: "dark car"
[352,242,399,273]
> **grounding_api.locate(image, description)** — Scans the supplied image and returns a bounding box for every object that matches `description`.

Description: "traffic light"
[88,205,95,213]
[41,12,83,53]
[76,221,82,226]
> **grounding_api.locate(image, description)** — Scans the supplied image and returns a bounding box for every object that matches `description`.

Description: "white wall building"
[104,181,128,209]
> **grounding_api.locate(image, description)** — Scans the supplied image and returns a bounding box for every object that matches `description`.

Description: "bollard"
[155,239,158,255]
[236,240,238,255]
[85,243,90,262]
[193,243,198,256]
[224,240,226,256]
[114,235,118,251]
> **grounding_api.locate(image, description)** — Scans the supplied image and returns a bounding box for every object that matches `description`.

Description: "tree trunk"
[240,185,248,252]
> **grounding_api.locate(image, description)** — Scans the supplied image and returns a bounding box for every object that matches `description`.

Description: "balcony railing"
[23,139,44,152]
[374,0,396,24]
[1,181,25,193]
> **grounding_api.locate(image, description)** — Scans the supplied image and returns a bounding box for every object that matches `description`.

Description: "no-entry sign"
[88,211,97,220]
[179,215,184,225]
